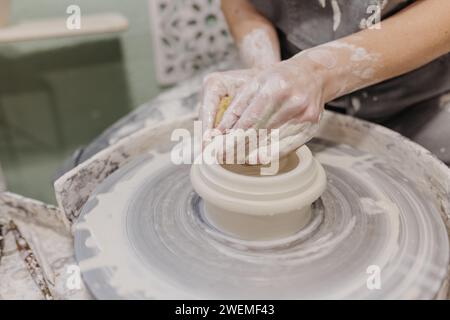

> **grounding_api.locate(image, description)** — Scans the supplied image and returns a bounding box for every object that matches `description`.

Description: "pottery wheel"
[74,137,449,299]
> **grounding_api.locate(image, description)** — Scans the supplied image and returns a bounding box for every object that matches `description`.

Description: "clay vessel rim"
[201,146,313,182]
[190,158,327,216]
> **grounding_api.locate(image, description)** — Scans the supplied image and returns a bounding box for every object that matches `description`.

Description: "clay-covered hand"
[199,69,259,135]
[216,56,331,158]
[200,26,281,137]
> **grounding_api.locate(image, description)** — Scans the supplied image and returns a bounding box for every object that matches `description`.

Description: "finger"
[251,134,303,167]
[278,119,319,140]
[297,103,323,123]
[248,120,318,164]
[244,127,283,165]
[232,92,276,130]
[212,96,231,127]
[245,129,271,165]
[278,135,309,159]
[217,81,259,131]
[223,130,250,165]
[200,84,225,134]
[278,120,319,153]
[233,76,294,130]
[265,95,308,129]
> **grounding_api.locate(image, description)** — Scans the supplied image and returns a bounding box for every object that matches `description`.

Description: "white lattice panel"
[149,0,236,85]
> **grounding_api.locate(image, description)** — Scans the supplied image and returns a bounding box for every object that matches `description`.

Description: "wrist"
[321,64,346,103]
[238,28,281,69]
[289,49,341,103]
[294,43,381,103]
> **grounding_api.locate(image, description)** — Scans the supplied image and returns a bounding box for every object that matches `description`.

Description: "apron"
[250,0,450,121]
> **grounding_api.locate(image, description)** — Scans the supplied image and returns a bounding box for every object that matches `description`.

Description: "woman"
[200,0,450,163]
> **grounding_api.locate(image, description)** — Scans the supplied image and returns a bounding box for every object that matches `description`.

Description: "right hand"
[200,69,258,136]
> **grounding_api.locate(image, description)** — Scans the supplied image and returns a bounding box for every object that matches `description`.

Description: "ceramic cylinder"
[190,146,327,241]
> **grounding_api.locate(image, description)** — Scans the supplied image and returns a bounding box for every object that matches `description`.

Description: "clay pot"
[190,146,327,240]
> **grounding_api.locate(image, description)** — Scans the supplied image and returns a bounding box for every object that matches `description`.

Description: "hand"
[200,69,258,135]
[216,55,329,158]
[200,23,281,137]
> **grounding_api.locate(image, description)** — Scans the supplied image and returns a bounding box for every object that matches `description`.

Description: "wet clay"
[73,112,450,300]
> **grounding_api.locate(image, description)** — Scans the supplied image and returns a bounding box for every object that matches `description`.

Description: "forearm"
[221,0,280,68]
[295,0,450,102]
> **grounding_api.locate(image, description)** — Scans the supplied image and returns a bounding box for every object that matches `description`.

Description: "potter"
[201,0,450,165]
[4,0,450,302]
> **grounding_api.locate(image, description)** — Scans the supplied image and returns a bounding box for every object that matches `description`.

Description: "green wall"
[8,0,162,106]
[0,0,164,203]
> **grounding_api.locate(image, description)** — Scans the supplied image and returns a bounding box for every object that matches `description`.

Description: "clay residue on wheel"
[74,139,449,299]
